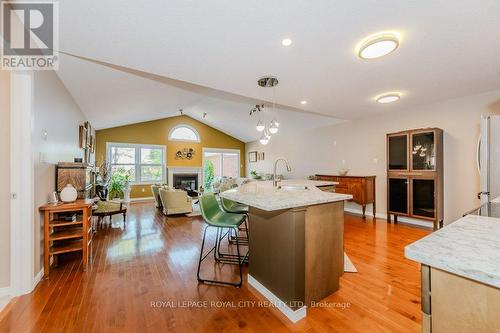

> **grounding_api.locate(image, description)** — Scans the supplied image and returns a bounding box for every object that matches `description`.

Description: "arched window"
[168,125,200,142]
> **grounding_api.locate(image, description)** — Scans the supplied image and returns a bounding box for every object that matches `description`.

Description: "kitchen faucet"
[273,158,292,187]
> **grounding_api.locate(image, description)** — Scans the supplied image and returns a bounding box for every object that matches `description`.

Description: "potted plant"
[107,168,133,200]
[250,170,261,179]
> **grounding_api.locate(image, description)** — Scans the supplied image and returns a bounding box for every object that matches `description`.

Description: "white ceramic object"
[60,184,78,202]
[123,187,131,203]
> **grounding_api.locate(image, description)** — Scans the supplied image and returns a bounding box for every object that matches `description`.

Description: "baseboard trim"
[0,286,10,298]
[129,197,154,202]
[344,207,433,229]
[33,269,43,290]
[248,275,307,323]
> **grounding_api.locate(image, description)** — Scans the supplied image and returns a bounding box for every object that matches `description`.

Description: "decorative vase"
[123,185,131,203]
[60,184,78,202]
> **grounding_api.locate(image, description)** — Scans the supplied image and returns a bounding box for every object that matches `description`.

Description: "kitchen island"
[220,179,352,322]
[405,214,500,332]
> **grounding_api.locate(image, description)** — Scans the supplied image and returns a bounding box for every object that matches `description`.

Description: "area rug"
[344,253,358,273]
[186,202,202,217]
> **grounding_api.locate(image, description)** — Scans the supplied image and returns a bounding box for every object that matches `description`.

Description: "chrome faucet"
[273,158,292,187]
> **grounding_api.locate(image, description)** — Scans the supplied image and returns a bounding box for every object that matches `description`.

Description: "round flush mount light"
[282,38,292,46]
[357,32,400,60]
[300,100,307,105]
[375,92,401,104]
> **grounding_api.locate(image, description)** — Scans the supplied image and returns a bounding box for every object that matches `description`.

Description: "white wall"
[246,90,500,225]
[33,71,86,276]
[0,70,11,290]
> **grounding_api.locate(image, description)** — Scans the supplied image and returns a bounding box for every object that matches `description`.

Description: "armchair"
[159,188,193,215]
[151,184,164,209]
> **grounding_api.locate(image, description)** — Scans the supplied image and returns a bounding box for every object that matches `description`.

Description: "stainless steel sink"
[277,185,309,191]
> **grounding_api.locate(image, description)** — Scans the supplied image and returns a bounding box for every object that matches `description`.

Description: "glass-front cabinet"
[412,179,436,218]
[411,131,436,171]
[388,178,408,214]
[386,128,443,230]
[388,134,408,170]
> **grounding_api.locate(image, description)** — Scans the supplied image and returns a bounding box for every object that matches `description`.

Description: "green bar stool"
[221,197,249,245]
[197,193,248,287]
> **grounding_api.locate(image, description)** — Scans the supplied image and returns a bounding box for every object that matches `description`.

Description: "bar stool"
[220,197,249,245]
[197,193,248,287]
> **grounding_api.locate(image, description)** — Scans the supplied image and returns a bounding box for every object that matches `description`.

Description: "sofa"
[159,188,193,215]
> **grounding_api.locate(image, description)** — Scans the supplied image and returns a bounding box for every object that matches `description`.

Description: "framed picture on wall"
[79,125,87,149]
[249,151,257,163]
[257,152,265,161]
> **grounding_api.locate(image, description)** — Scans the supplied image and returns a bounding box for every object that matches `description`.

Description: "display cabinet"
[387,128,443,230]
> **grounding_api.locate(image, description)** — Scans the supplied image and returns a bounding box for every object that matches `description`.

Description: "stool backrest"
[199,193,222,224]
[221,197,237,211]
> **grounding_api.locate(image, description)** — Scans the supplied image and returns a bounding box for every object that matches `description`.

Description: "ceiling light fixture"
[259,132,269,145]
[282,38,292,46]
[357,32,400,60]
[300,100,307,105]
[269,119,279,134]
[253,76,280,144]
[375,92,401,104]
[256,120,265,132]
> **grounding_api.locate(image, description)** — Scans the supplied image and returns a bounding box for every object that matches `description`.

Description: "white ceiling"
[54,0,500,140]
[56,53,342,142]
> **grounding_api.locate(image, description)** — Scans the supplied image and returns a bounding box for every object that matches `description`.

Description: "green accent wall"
[95,115,246,198]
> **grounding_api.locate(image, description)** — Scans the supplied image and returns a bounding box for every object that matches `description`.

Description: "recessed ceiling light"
[300,100,307,105]
[282,38,292,46]
[357,32,400,59]
[376,93,401,104]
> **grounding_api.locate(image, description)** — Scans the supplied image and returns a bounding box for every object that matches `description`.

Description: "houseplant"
[108,168,133,199]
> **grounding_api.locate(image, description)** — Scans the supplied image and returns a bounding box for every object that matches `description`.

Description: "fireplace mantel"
[167,166,202,189]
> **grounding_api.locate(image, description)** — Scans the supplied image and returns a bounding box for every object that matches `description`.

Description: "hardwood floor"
[0,202,429,333]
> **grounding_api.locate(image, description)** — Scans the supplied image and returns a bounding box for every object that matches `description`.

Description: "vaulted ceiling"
[55,0,500,142]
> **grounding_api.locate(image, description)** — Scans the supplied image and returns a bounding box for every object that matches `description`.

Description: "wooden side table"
[39,199,93,278]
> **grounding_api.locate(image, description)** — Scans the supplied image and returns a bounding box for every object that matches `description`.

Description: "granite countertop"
[219,179,352,211]
[405,214,500,288]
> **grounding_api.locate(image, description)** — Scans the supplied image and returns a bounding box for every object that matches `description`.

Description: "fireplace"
[173,173,198,197]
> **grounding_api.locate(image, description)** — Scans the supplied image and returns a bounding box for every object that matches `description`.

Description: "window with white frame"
[168,124,200,142]
[107,143,166,183]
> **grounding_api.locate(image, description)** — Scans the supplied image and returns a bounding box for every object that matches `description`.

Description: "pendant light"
[259,132,269,145]
[269,119,279,134]
[256,120,265,132]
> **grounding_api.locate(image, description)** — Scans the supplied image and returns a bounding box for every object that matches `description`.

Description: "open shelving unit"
[39,200,94,278]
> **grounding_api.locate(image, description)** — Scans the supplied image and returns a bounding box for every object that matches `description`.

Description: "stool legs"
[228,214,249,245]
[197,225,247,288]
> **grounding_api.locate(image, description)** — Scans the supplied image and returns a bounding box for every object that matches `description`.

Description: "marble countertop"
[219,179,352,211]
[405,214,500,288]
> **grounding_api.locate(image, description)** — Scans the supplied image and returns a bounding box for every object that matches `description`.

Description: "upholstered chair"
[159,188,193,215]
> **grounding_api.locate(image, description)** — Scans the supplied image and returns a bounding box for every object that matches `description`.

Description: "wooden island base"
[248,201,344,322]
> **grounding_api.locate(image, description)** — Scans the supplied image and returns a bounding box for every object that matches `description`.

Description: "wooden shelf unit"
[39,200,94,278]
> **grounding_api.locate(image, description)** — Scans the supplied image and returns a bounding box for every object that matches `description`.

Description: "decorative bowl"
[338,168,349,176]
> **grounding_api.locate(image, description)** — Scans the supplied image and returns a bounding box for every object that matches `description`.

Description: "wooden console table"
[316,175,376,219]
[39,200,93,278]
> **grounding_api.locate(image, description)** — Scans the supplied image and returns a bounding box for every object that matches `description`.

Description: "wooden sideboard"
[39,200,93,278]
[316,175,376,219]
